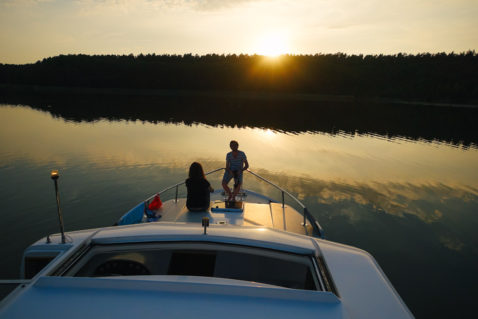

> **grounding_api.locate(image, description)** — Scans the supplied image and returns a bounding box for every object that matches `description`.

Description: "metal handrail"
[244,169,325,238]
[245,169,305,209]
[144,167,324,238]
[144,168,225,203]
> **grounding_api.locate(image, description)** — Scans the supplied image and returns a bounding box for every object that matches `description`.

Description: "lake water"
[0,100,477,318]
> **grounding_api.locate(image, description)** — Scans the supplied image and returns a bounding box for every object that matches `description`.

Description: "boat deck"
[150,190,314,236]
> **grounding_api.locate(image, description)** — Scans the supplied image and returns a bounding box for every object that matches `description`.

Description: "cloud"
[0,0,55,7]
[189,0,260,11]
[69,0,267,12]
[61,0,261,17]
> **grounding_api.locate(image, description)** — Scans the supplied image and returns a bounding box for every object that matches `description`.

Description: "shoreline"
[1,83,477,109]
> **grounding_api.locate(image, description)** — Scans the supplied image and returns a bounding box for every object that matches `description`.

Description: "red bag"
[148,195,162,210]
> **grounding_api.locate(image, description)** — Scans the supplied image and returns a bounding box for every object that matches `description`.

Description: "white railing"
[143,168,325,238]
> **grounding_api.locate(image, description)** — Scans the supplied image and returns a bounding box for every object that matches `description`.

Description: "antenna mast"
[51,170,66,244]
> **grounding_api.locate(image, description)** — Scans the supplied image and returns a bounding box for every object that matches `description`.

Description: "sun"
[255,33,290,57]
[254,128,277,140]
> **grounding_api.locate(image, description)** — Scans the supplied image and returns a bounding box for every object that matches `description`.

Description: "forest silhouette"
[1,52,477,103]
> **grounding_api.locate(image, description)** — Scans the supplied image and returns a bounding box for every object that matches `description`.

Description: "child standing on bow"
[222,140,249,202]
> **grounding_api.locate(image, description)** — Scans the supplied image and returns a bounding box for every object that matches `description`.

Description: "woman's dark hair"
[189,162,206,179]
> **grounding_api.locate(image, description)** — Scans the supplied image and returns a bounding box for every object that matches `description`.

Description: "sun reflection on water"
[1,105,477,188]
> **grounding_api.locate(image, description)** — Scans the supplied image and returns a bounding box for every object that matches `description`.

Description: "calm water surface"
[0,104,477,318]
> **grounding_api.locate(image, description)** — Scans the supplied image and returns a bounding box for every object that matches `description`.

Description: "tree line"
[0,52,477,103]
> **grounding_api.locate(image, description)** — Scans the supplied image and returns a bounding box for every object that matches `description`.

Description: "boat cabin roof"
[91,222,318,255]
[0,275,344,319]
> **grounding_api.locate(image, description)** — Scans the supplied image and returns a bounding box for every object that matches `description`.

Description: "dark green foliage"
[0,52,477,102]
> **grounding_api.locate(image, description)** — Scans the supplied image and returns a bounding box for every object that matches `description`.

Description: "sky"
[0,0,477,64]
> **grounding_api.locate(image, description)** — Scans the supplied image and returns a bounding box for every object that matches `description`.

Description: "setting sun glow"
[255,33,290,57]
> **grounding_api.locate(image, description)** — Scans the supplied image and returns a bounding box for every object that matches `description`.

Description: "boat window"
[65,243,319,290]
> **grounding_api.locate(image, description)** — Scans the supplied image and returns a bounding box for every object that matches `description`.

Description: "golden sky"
[0,0,477,64]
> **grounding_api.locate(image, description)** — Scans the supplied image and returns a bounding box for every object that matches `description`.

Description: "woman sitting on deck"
[186,162,214,212]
